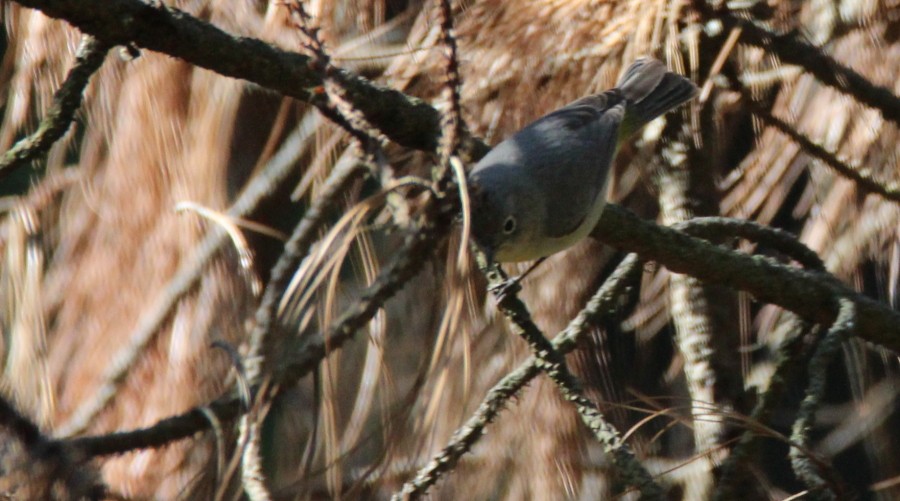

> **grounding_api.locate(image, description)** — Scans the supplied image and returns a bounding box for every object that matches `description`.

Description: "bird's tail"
[615,58,698,137]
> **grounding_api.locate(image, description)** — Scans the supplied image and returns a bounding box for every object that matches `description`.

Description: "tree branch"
[65,397,242,456]
[695,2,900,127]
[724,75,900,203]
[714,316,817,500]
[597,205,900,350]
[10,0,489,162]
[0,35,108,181]
[392,254,645,500]
[477,256,663,499]
[13,0,898,353]
[64,208,900,458]
[18,1,900,484]
[789,299,856,499]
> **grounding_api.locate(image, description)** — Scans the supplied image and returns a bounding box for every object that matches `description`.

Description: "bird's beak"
[484,246,495,265]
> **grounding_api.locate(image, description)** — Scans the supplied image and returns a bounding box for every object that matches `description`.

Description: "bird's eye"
[503,216,517,234]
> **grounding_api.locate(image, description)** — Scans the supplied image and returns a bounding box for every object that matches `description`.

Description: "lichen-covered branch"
[694,2,900,127]
[727,78,900,203]
[598,205,900,350]
[658,152,734,497]
[61,207,900,459]
[789,299,857,499]
[10,0,489,162]
[477,255,663,499]
[392,254,644,500]
[0,35,108,181]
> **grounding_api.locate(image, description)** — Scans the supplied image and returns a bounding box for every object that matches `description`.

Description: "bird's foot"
[488,276,523,302]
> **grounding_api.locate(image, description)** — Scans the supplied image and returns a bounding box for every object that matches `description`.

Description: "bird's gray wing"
[515,92,625,239]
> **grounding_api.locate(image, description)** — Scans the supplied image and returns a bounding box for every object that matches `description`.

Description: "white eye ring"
[502,216,517,234]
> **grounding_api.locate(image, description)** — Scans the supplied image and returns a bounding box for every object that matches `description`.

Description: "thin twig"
[435,0,463,172]
[55,116,318,437]
[236,8,388,495]
[276,196,456,385]
[433,0,472,274]
[392,254,644,500]
[239,380,274,501]
[58,194,456,464]
[60,209,900,458]
[12,0,490,161]
[248,3,385,385]
[720,68,900,203]
[242,158,370,381]
[65,396,242,457]
[476,252,663,499]
[789,299,857,499]
[694,2,900,126]
[0,35,109,181]
[714,316,818,500]
[285,1,386,146]
[59,200,454,461]
[750,102,900,203]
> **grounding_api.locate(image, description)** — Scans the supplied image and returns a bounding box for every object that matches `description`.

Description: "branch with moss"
[0,35,108,181]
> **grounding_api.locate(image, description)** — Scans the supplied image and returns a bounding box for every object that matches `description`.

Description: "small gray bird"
[468,58,698,263]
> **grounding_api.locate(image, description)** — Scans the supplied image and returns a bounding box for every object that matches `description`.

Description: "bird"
[468,58,698,264]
